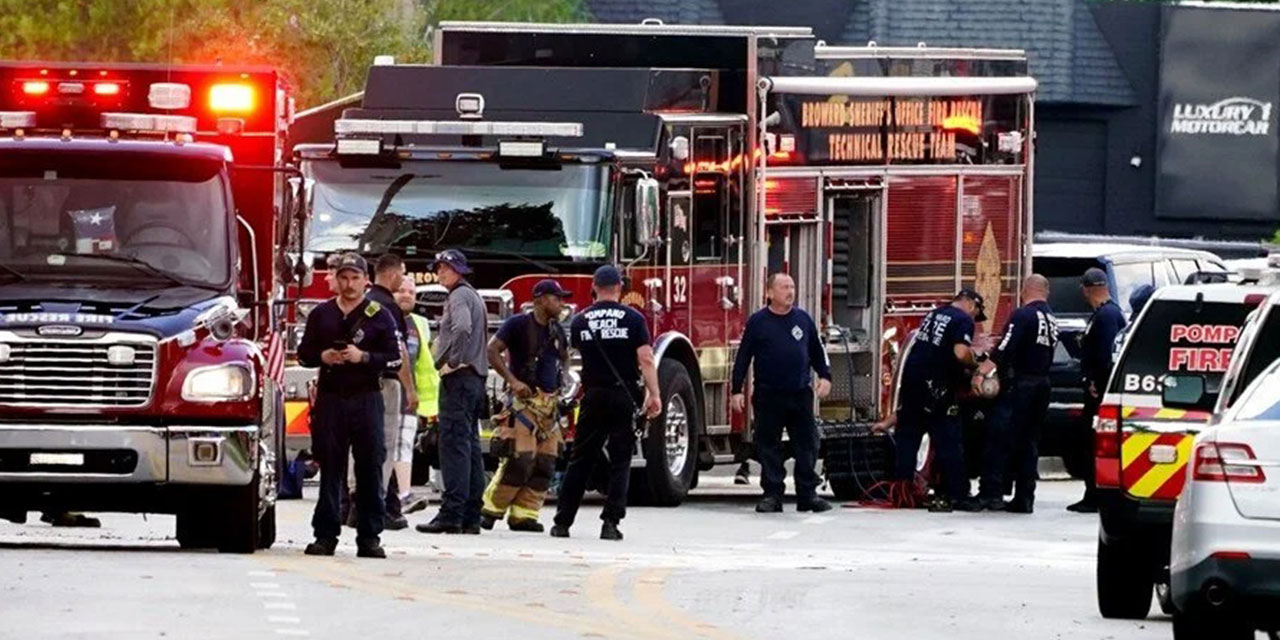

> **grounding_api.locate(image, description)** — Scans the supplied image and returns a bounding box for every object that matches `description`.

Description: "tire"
[175,508,218,549]
[257,505,277,550]
[217,475,261,554]
[1173,599,1254,640]
[632,360,700,507]
[1097,536,1153,619]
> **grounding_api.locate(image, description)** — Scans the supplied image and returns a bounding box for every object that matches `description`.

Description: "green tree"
[0,0,586,107]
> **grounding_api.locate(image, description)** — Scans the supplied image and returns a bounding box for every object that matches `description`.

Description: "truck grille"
[0,337,158,407]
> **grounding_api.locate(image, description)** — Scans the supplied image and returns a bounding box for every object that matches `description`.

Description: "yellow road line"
[632,568,745,640]
[583,565,687,640]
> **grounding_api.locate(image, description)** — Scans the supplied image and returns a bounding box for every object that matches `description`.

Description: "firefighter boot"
[601,521,623,541]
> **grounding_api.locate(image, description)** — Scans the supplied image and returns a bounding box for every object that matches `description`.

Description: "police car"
[1093,282,1273,620]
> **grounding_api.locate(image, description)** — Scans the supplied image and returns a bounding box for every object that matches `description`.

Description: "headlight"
[182,363,255,402]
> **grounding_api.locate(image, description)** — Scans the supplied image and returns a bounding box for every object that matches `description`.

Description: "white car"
[1170,359,1280,639]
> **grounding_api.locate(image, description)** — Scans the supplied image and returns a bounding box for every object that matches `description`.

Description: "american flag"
[67,207,118,254]
[263,332,285,382]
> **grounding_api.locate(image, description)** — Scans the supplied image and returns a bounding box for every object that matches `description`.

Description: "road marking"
[632,568,743,640]
[248,570,277,578]
[274,630,310,637]
[258,592,290,599]
[765,531,799,540]
[264,602,297,611]
[251,582,282,590]
[802,516,834,525]
[268,616,302,624]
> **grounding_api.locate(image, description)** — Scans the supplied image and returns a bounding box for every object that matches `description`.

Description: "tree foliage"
[0,0,587,107]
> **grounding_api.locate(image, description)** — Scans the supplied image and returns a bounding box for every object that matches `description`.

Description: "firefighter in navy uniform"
[977,275,1059,513]
[1068,267,1127,513]
[893,289,986,512]
[296,253,403,558]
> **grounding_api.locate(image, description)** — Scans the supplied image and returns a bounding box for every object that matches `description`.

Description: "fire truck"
[286,21,1036,505]
[0,62,298,552]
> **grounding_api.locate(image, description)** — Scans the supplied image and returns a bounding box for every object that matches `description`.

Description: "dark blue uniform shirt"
[901,304,975,399]
[496,312,565,392]
[297,297,402,395]
[731,306,831,395]
[1081,299,1126,384]
[571,301,650,389]
[991,299,1059,378]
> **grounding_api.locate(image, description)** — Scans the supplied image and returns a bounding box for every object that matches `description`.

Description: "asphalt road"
[0,478,1178,640]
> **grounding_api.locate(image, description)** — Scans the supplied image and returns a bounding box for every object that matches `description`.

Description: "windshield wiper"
[451,247,561,274]
[55,253,221,291]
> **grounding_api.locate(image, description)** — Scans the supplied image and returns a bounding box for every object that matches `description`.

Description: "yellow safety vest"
[408,313,440,419]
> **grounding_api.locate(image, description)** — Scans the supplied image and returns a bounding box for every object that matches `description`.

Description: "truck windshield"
[0,149,231,288]
[305,159,611,260]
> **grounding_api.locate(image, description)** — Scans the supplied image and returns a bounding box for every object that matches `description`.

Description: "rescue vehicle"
[0,62,300,552]
[285,21,1036,505]
[1093,282,1274,618]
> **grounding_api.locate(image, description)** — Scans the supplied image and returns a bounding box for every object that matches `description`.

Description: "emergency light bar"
[334,118,584,138]
[0,111,36,129]
[101,112,197,134]
[148,83,192,110]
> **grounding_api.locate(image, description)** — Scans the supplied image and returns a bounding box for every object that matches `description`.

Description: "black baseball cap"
[429,249,472,275]
[1081,267,1108,287]
[593,264,623,287]
[955,288,988,322]
[532,278,572,299]
[333,252,367,275]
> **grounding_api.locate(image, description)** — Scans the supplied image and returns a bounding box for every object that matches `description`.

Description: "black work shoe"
[927,496,953,513]
[1066,498,1098,513]
[979,497,1007,512]
[1005,500,1034,514]
[356,543,387,559]
[304,538,338,556]
[756,496,783,513]
[952,498,984,513]
[508,519,545,533]
[734,463,750,485]
[415,519,462,534]
[601,522,623,541]
[400,492,430,515]
[549,525,570,538]
[480,514,497,530]
[384,516,409,531]
[797,497,833,513]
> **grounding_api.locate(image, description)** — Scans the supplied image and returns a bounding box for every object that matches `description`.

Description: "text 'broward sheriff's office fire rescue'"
[800,98,984,162]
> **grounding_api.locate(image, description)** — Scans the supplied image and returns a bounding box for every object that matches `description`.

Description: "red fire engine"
[0,62,298,552]
[286,21,1035,505]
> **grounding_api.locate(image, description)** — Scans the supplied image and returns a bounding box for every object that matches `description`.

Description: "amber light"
[943,115,982,135]
[22,80,50,95]
[209,83,255,113]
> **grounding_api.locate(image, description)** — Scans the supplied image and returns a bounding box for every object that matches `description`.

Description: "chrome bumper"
[0,423,258,485]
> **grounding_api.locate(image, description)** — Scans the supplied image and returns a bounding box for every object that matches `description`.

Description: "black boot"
[600,521,623,541]
[755,495,783,513]
[549,524,570,538]
[356,541,387,559]
[304,537,338,556]
[797,497,833,513]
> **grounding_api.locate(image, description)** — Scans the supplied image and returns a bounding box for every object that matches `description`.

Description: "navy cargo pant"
[436,372,487,527]
[311,390,385,544]
[979,376,1051,504]
[893,380,968,501]
[753,388,821,500]
[555,386,635,527]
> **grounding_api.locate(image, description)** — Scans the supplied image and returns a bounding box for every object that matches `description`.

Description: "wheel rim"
[664,394,690,477]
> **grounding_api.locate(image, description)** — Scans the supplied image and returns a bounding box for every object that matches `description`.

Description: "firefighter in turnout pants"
[977,274,1059,513]
[731,273,834,514]
[297,253,402,558]
[480,279,573,532]
[551,266,661,541]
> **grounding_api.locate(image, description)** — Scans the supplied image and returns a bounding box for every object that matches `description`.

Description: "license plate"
[1149,445,1178,465]
[30,453,85,466]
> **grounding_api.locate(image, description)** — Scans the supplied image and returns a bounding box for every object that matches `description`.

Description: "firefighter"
[1069,267,1126,514]
[730,272,833,514]
[480,279,572,532]
[296,253,402,558]
[551,265,661,541]
[977,274,1059,513]
[893,289,987,512]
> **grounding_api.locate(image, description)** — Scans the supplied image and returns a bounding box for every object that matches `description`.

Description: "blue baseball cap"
[429,249,472,275]
[593,264,623,287]
[532,278,572,298]
[333,252,368,275]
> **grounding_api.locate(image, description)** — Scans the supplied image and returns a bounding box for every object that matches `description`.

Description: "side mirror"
[634,177,660,245]
[1162,374,1206,410]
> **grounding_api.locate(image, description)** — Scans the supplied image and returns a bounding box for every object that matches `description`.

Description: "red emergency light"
[210,83,255,113]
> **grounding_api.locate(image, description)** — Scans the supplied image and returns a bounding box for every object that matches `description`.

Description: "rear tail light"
[93,82,121,96]
[1210,551,1252,561]
[1094,404,1121,459]
[21,80,49,95]
[1194,442,1266,483]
